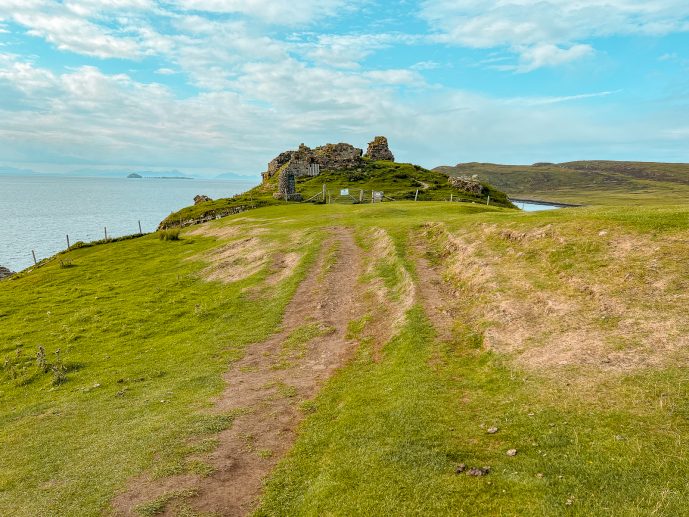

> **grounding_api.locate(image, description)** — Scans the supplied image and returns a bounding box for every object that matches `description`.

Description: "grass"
[159,160,514,228]
[0,217,319,516]
[435,160,689,205]
[3,200,689,515]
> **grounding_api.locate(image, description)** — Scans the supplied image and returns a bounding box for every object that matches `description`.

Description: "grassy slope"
[159,160,513,228]
[0,220,322,516]
[435,161,689,205]
[3,202,689,515]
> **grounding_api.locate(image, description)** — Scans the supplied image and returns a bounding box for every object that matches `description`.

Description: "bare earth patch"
[112,227,364,516]
[198,237,270,284]
[423,222,689,381]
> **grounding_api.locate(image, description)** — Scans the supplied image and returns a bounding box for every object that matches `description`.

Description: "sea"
[0,175,257,272]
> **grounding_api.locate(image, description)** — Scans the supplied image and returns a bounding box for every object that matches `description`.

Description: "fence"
[29,220,146,266]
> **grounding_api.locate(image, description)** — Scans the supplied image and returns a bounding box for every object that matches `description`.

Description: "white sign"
[340,188,349,196]
[373,191,384,201]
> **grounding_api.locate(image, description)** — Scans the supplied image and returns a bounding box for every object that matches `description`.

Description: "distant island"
[126,172,193,179]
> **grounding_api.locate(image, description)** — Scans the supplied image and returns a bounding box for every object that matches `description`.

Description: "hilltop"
[435,160,689,205]
[159,137,513,229]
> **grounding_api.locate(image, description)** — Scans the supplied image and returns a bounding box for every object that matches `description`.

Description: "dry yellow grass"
[424,219,689,382]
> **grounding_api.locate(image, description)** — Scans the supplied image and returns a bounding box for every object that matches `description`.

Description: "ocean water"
[0,175,257,272]
[513,200,563,211]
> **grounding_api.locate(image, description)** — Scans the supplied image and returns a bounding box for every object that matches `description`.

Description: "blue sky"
[1,0,688,177]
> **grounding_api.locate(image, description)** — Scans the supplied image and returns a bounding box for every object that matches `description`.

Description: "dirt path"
[112,227,363,516]
[411,235,457,342]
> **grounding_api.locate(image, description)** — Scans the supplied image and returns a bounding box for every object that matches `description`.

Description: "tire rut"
[112,227,363,516]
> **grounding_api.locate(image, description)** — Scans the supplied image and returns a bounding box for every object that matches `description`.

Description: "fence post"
[414,189,419,201]
[450,194,453,203]
[138,220,142,235]
[487,195,490,205]
[104,227,108,240]
[66,235,70,248]
[360,189,364,203]
[32,250,37,265]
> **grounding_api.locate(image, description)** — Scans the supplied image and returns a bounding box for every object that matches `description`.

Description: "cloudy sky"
[1,1,689,177]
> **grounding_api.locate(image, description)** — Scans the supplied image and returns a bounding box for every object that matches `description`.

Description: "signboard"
[340,188,349,196]
[373,191,384,201]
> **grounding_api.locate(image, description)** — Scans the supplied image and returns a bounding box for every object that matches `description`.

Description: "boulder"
[364,136,395,162]
[448,176,485,196]
[0,266,15,280]
[194,195,213,205]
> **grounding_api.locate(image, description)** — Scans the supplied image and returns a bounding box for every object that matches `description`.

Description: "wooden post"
[66,235,70,248]
[450,194,453,203]
[104,227,108,240]
[414,189,419,201]
[32,250,37,265]
[322,184,326,202]
[360,189,364,203]
[138,220,142,235]
[486,195,490,205]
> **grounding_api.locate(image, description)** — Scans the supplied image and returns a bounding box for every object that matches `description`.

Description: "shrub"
[158,229,181,241]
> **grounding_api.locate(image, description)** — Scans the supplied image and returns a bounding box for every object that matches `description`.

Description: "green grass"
[435,160,689,205]
[3,200,689,515]
[0,220,319,516]
[160,160,514,228]
[257,308,689,515]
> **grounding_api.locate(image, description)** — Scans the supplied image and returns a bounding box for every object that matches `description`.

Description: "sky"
[1,1,689,178]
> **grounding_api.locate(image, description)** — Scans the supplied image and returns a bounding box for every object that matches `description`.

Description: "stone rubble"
[364,136,395,162]
[263,136,396,184]
[194,194,213,205]
[0,266,15,280]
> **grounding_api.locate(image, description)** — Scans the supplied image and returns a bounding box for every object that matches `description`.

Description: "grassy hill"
[3,200,689,515]
[435,160,689,205]
[159,159,513,229]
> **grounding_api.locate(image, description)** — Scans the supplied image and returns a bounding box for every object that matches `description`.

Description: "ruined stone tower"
[364,136,394,162]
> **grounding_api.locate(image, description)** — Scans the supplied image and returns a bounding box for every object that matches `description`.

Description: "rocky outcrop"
[365,136,394,162]
[263,141,366,182]
[0,266,15,280]
[448,176,485,196]
[313,143,363,170]
[194,195,213,205]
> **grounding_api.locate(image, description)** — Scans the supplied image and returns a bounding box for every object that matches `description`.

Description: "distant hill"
[434,160,689,205]
[0,165,36,175]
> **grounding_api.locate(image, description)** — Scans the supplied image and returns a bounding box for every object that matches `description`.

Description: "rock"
[313,143,363,170]
[0,266,15,280]
[364,136,395,162]
[455,463,467,474]
[448,176,485,196]
[194,194,213,205]
[487,426,499,434]
[265,150,295,180]
[467,466,491,477]
[263,141,364,182]
[127,173,142,178]
[506,449,518,457]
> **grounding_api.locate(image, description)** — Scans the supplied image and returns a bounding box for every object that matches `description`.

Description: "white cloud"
[421,0,689,70]
[171,0,359,25]
[155,67,177,75]
[508,43,595,73]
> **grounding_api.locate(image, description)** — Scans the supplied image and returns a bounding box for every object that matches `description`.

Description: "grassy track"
[2,201,689,515]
